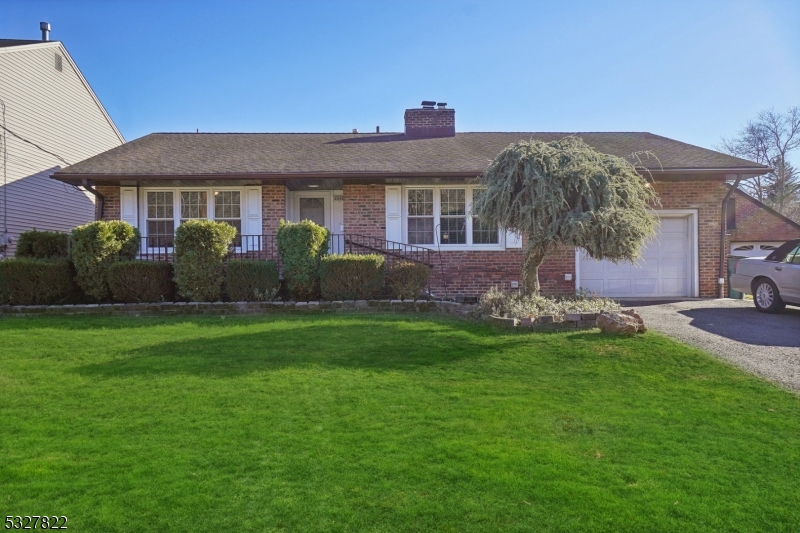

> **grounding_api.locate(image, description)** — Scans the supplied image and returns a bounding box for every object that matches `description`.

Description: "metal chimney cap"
[40,22,51,41]
[436,102,447,108]
[421,100,436,109]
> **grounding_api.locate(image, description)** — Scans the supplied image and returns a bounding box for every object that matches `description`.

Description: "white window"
[142,187,245,248]
[404,186,501,249]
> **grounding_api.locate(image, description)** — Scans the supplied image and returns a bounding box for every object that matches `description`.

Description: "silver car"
[730,239,800,313]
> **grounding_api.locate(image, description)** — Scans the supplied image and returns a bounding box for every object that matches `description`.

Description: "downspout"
[82,179,105,221]
[719,175,741,298]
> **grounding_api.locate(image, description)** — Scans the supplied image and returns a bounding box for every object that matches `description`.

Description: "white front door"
[578,214,695,298]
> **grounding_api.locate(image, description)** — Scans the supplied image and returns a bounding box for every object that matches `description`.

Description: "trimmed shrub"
[385,261,431,300]
[15,229,69,259]
[225,259,280,301]
[473,286,620,320]
[173,219,237,302]
[276,219,329,301]
[320,254,385,301]
[107,261,175,303]
[71,221,140,301]
[0,258,80,305]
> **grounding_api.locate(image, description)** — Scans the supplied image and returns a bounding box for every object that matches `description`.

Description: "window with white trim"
[404,186,501,249]
[146,191,175,247]
[143,187,244,248]
[471,188,499,244]
[407,189,434,245]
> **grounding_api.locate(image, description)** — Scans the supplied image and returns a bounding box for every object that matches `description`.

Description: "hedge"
[385,261,431,300]
[107,261,175,303]
[320,254,384,301]
[70,221,140,301]
[0,258,80,305]
[173,220,237,302]
[15,229,70,259]
[225,259,280,302]
[276,220,329,301]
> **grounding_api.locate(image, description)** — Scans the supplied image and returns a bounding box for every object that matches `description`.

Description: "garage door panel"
[579,215,692,297]
[605,279,633,295]
[632,278,658,295]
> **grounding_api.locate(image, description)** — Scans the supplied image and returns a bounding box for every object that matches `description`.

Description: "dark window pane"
[408,217,434,245]
[441,189,465,216]
[472,218,499,244]
[299,197,325,226]
[408,189,433,216]
[147,191,173,219]
[440,216,466,244]
[215,191,241,219]
[146,220,174,248]
[180,191,208,219]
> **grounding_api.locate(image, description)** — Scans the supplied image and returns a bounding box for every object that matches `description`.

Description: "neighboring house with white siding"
[0,30,124,257]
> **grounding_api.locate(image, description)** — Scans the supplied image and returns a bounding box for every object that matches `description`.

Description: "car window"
[781,245,800,264]
[766,240,800,262]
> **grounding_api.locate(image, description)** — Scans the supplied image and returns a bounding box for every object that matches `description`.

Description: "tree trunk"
[521,244,547,295]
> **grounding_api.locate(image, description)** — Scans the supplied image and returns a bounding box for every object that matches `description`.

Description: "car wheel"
[753,278,786,313]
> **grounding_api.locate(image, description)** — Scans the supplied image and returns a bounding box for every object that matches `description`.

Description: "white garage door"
[578,216,692,297]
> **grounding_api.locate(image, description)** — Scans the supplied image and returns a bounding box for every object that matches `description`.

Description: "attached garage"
[577,211,699,298]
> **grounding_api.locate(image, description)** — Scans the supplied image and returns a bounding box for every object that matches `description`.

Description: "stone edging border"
[0,299,473,318]
[0,301,600,332]
[488,313,598,331]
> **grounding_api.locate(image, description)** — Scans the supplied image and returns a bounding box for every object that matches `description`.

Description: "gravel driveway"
[623,299,800,391]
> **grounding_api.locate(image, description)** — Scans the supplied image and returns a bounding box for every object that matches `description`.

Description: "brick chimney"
[404,101,455,138]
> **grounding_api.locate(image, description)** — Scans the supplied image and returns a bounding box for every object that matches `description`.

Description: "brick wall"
[96,186,120,221]
[261,185,286,234]
[652,180,727,297]
[342,184,385,238]
[730,190,800,242]
[428,245,575,298]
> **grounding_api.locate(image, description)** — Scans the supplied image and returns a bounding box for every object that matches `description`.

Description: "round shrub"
[320,254,385,301]
[385,261,431,300]
[15,229,70,259]
[70,221,140,301]
[225,259,280,301]
[173,219,237,302]
[276,220,329,301]
[107,261,175,303]
[0,258,80,305]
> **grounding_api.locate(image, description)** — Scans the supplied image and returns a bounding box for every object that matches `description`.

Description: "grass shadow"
[73,317,517,378]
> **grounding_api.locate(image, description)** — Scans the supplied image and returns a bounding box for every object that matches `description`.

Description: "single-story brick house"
[52,102,799,299]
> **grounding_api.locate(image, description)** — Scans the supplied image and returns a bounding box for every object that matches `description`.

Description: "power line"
[0,124,71,166]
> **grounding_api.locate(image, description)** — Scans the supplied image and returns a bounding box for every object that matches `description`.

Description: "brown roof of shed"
[53,131,768,180]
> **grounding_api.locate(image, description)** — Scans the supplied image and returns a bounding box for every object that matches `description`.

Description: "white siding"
[0,42,123,255]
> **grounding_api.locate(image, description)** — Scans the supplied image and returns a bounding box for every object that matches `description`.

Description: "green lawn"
[1,314,799,532]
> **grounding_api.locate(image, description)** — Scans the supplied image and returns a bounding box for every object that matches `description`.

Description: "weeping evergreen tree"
[472,137,659,295]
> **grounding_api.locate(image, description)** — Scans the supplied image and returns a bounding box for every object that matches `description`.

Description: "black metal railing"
[63,233,433,267]
[330,234,434,267]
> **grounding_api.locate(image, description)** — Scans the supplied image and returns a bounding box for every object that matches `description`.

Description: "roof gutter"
[51,167,771,184]
[82,179,104,221]
[719,175,741,298]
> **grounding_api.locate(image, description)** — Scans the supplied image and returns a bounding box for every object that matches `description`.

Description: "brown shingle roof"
[54,131,768,179]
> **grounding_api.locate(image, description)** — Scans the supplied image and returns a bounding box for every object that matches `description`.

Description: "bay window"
[404,186,501,248]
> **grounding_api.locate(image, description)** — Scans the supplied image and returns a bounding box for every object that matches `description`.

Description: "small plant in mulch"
[472,286,620,322]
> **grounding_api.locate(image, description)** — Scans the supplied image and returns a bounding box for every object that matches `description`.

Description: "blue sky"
[3,0,799,151]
